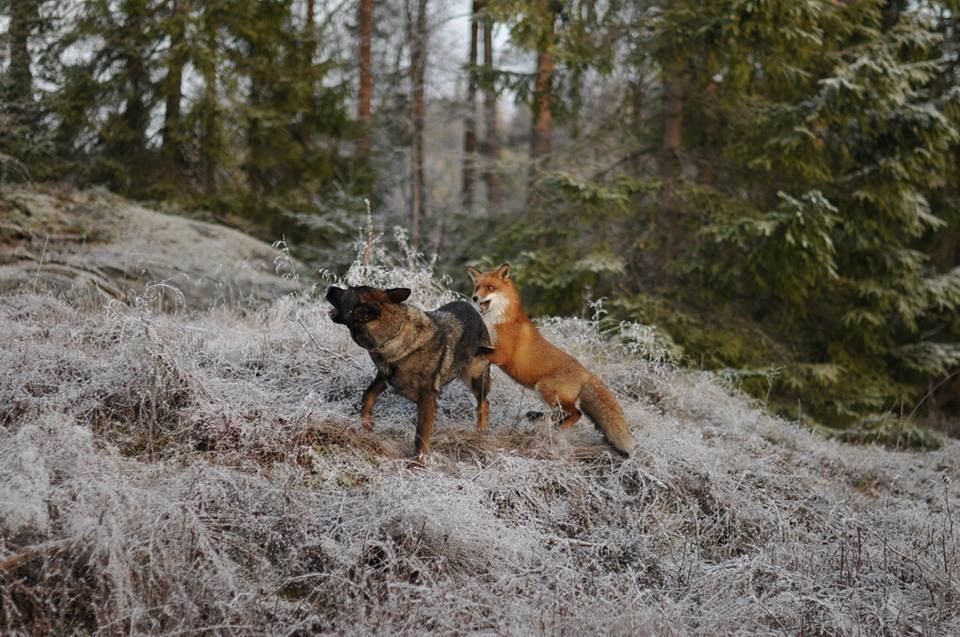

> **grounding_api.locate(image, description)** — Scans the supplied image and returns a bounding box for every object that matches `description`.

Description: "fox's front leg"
[360,372,388,430]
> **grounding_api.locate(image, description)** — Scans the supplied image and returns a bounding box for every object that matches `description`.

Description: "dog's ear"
[385,288,411,304]
[466,266,482,283]
[325,286,344,304]
[495,264,511,280]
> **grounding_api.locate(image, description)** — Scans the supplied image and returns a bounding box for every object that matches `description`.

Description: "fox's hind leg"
[536,383,582,430]
[467,363,491,433]
[360,371,388,430]
[555,402,582,430]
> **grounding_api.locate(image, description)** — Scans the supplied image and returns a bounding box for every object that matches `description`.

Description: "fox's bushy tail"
[580,377,637,456]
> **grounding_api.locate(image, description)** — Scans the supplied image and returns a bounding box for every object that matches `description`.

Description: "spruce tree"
[697,1,960,424]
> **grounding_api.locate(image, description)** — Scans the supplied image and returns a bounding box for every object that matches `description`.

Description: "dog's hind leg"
[360,372,388,430]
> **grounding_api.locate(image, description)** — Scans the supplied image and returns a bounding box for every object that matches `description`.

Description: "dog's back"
[431,301,492,375]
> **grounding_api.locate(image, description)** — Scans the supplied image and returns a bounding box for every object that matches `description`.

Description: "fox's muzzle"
[473,296,492,313]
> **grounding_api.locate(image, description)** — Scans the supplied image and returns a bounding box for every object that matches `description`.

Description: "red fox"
[467,264,637,456]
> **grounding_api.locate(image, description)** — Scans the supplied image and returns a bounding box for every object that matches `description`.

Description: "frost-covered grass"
[2,247,960,636]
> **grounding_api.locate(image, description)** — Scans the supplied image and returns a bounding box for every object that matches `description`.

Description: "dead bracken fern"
[1,246,960,636]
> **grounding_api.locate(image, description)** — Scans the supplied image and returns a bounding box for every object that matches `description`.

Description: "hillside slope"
[1,190,958,635]
[0,185,301,310]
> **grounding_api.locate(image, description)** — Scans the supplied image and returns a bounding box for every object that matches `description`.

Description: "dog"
[326,285,493,464]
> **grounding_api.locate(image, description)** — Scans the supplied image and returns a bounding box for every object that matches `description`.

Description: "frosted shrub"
[336,228,463,309]
[2,243,959,635]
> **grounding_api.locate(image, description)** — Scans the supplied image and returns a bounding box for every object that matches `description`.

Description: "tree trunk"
[408,0,428,252]
[201,8,219,196]
[162,0,189,178]
[700,52,718,187]
[297,0,317,165]
[528,41,554,207]
[657,62,685,263]
[462,0,480,209]
[481,9,501,210]
[118,5,150,193]
[246,70,264,205]
[626,78,645,174]
[530,48,554,162]
[6,0,36,104]
[881,0,905,29]
[527,9,557,206]
[358,0,374,157]
[306,0,316,62]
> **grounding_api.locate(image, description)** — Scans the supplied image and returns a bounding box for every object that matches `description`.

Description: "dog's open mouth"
[478,300,491,314]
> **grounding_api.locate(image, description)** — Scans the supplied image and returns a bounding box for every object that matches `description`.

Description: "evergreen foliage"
[474,0,960,434]
[692,1,960,426]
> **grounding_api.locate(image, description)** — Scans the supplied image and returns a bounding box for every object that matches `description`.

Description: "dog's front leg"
[469,364,491,433]
[360,372,388,430]
[411,390,438,465]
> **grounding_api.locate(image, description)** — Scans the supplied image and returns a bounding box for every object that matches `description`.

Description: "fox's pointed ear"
[466,266,482,283]
[385,288,411,304]
[496,264,511,280]
[325,286,345,304]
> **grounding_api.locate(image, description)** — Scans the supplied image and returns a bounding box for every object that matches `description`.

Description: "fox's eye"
[485,285,495,292]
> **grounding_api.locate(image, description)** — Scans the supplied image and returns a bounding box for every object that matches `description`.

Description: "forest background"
[1,0,959,442]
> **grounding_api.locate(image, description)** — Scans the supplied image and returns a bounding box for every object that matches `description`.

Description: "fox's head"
[467,264,519,324]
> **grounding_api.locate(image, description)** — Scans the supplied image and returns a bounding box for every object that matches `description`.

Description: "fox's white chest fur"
[475,292,509,345]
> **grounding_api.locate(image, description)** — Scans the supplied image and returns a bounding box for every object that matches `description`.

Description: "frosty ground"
[2,196,959,635]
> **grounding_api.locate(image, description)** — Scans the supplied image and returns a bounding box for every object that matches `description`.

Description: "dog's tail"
[580,376,637,456]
